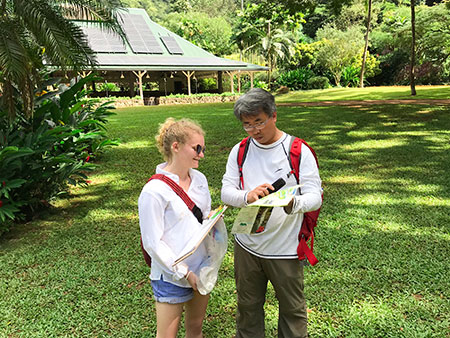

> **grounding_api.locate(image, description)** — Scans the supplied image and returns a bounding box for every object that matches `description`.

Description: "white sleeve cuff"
[173,262,188,280]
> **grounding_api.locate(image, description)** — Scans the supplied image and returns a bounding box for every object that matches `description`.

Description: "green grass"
[276,85,450,102]
[1,95,450,337]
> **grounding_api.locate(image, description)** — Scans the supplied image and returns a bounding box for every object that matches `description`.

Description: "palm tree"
[245,21,294,85]
[0,0,122,119]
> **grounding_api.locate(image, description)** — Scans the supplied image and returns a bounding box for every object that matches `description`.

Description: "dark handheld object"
[266,178,286,195]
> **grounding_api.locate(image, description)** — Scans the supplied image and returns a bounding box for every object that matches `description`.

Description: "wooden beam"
[237,71,241,93]
[225,71,236,94]
[182,71,195,96]
[133,71,147,100]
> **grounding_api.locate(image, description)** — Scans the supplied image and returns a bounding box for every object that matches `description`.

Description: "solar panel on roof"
[119,13,164,54]
[82,27,126,53]
[160,36,184,55]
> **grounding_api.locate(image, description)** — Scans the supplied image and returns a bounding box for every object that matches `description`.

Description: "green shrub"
[341,65,360,87]
[165,92,238,98]
[276,68,315,90]
[307,76,331,89]
[0,74,119,229]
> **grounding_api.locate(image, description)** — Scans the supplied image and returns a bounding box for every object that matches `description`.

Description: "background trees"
[131,0,449,90]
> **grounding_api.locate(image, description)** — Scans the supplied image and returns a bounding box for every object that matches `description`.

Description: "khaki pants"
[234,240,308,338]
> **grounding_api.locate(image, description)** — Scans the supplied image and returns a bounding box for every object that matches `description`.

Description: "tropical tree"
[410,0,417,95]
[359,0,372,88]
[244,21,295,85]
[163,11,233,56]
[315,25,364,86]
[0,0,122,120]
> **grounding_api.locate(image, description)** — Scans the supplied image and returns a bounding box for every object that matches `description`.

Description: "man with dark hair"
[221,88,322,337]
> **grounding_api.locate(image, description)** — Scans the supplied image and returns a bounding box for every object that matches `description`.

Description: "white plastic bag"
[196,217,228,295]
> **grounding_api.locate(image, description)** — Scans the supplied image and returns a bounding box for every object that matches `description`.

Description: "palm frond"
[14,0,96,70]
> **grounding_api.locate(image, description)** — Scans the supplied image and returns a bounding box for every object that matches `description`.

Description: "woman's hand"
[185,271,199,291]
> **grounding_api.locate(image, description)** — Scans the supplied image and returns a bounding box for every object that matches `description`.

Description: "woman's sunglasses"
[192,144,206,155]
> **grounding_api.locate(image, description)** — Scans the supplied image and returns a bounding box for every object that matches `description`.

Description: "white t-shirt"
[221,133,322,259]
[138,163,211,287]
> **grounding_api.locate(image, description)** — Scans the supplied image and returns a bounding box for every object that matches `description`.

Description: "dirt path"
[277,99,450,107]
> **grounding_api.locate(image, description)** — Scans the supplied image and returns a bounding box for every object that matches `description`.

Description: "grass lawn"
[276,85,450,102]
[1,96,449,337]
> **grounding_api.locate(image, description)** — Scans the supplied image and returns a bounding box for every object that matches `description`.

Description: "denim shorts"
[151,276,194,304]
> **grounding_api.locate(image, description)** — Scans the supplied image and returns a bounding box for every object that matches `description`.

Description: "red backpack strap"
[289,137,321,266]
[237,137,251,189]
[288,137,302,184]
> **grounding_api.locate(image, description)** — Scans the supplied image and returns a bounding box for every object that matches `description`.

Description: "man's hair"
[233,88,276,121]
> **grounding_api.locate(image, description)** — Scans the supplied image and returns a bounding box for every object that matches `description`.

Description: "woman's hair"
[155,117,205,161]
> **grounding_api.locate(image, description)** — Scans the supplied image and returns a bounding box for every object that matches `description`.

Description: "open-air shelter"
[67,8,267,103]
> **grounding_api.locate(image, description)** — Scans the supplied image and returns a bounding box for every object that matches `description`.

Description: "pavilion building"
[67,8,267,103]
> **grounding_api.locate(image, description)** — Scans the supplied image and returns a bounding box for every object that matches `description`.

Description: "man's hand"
[283,199,294,214]
[246,183,275,204]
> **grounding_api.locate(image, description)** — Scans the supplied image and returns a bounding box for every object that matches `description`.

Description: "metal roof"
[79,8,267,72]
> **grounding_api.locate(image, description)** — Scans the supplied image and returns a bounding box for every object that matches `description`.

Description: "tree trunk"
[410,0,417,96]
[359,0,372,88]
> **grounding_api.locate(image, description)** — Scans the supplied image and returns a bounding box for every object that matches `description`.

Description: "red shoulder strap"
[140,173,204,268]
[148,174,203,223]
[237,137,251,189]
[289,137,319,184]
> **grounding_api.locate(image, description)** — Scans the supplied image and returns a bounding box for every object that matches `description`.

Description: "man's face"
[241,111,278,145]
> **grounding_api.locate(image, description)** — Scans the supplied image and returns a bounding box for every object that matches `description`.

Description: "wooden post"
[225,71,235,94]
[237,71,241,93]
[132,70,147,101]
[218,71,223,93]
[250,72,254,89]
[182,71,195,96]
[79,71,92,92]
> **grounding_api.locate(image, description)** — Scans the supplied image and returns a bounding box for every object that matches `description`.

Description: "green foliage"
[120,0,170,23]
[276,68,315,90]
[370,2,450,85]
[0,75,119,231]
[198,78,217,91]
[165,92,237,98]
[341,65,360,88]
[307,76,331,89]
[95,82,121,92]
[163,11,233,56]
[315,25,364,86]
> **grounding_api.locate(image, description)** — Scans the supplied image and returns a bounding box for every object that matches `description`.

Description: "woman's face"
[176,132,205,169]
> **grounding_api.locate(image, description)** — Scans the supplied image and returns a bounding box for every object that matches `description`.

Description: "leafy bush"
[241,79,269,92]
[165,92,238,98]
[198,78,217,91]
[0,74,119,231]
[341,65,360,87]
[96,82,121,92]
[307,76,331,89]
[276,68,315,90]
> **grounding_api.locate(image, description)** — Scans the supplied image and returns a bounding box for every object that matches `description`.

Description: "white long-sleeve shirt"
[138,163,211,287]
[221,133,322,259]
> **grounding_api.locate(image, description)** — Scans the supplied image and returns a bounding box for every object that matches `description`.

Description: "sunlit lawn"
[1,95,449,337]
[276,85,450,102]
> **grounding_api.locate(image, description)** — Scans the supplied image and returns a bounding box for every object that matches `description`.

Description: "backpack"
[140,173,203,267]
[237,136,322,266]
